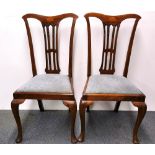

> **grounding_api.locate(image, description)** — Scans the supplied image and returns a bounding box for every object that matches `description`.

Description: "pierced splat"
[22,13,78,77]
[42,24,60,73]
[85,13,141,77]
[99,23,120,74]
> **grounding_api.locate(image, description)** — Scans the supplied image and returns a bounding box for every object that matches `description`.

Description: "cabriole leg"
[11,99,25,143]
[63,101,77,143]
[132,102,147,144]
[78,100,93,142]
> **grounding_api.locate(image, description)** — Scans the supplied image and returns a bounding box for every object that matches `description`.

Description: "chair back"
[84,13,141,77]
[23,13,78,77]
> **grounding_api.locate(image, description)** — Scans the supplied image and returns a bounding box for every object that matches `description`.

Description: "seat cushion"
[85,75,142,94]
[16,74,72,93]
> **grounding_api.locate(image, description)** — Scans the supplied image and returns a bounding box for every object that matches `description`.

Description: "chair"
[11,13,78,143]
[78,12,147,144]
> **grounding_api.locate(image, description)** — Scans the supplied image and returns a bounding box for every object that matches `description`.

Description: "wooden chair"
[11,13,78,143]
[78,12,147,144]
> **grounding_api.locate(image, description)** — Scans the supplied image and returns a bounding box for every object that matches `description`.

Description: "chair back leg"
[114,101,121,112]
[37,100,44,112]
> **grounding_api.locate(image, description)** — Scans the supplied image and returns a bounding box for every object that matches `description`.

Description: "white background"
[0,0,155,111]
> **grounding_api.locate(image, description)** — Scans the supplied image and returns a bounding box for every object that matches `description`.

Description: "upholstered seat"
[85,75,142,94]
[16,74,72,93]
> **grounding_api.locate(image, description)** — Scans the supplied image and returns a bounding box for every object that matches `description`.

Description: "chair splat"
[100,24,120,74]
[85,12,141,77]
[22,13,78,77]
[42,24,60,73]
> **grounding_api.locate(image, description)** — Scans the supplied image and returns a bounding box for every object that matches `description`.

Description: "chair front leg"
[11,99,25,143]
[132,102,147,144]
[37,100,44,112]
[78,100,93,142]
[63,101,77,143]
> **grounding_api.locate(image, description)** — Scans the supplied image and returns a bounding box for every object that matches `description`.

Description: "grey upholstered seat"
[85,75,142,94]
[16,74,72,93]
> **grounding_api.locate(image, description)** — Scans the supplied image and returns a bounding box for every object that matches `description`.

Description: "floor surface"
[0,110,154,144]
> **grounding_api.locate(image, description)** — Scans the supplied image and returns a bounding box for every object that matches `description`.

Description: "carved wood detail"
[22,13,78,77]
[84,12,141,76]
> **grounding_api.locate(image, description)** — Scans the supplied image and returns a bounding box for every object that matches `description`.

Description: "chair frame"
[78,12,147,144]
[11,13,78,143]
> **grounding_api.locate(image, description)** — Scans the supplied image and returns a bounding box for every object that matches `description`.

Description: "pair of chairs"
[11,13,147,144]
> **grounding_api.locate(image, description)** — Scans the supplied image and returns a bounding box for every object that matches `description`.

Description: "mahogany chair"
[78,13,147,144]
[11,13,78,143]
